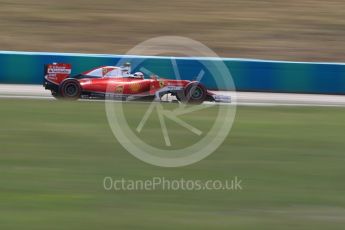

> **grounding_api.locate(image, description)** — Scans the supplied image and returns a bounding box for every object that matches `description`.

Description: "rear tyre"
[179,82,207,104]
[59,79,82,100]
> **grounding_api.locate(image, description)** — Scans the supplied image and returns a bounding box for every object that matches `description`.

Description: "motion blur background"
[1,0,344,61]
[1,1,345,229]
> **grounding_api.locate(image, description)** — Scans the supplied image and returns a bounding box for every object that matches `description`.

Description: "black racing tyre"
[59,79,82,100]
[179,82,207,104]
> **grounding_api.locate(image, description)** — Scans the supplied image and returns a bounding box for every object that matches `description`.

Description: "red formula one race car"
[43,63,230,103]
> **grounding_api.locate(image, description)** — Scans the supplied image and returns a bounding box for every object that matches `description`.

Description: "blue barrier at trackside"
[1,51,345,94]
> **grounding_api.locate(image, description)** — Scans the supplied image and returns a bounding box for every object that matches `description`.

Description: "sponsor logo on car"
[130,83,141,93]
[47,66,71,74]
[159,80,165,88]
[102,67,114,76]
[115,85,124,94]
[48,75,57,80]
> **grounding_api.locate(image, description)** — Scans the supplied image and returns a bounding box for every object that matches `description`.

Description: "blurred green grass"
[0,99,345,229]
[1,0,345,61]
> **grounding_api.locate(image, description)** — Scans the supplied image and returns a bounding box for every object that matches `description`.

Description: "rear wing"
[44,63,72,85]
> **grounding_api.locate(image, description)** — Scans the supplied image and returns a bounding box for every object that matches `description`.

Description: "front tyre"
[59,79,82,100]
[179,82,207,104]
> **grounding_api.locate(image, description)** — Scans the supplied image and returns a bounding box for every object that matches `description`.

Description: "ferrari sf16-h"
[43,63,230,104]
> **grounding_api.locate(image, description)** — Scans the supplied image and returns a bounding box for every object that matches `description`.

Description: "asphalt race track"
[1,84,345,107]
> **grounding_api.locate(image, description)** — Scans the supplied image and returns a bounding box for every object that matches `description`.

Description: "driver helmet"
[133,72,144,78]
